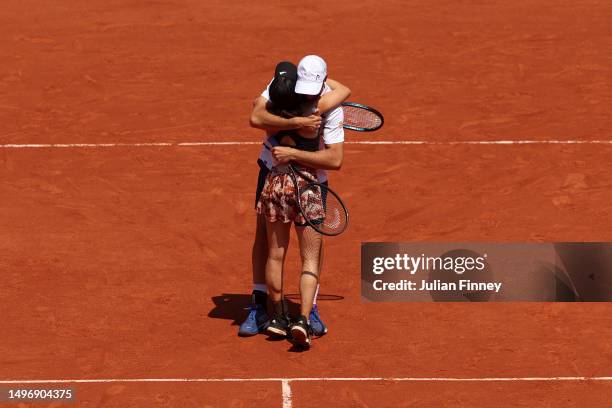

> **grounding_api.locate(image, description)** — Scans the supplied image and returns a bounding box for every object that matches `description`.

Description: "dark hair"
[268,76,304,118]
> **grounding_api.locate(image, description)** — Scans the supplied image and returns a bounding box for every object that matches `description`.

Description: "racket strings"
[342,106,383,129]
[299,184,348,235]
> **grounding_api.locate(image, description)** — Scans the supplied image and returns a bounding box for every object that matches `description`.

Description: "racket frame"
[287,163,349,236]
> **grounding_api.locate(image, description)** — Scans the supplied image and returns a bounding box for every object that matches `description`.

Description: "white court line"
[3,376,609,408]
[2,140,612,149]
[281,380,292,408]
[1,376,611,383]
[351,140,612,145]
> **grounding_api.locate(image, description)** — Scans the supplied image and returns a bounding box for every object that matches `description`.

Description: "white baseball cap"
[295,55,327,95]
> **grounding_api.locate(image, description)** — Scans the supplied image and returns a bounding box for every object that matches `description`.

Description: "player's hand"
[292,114,321,131]
[272,146,297,164]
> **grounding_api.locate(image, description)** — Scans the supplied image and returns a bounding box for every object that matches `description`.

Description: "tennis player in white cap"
[296,55,327,95]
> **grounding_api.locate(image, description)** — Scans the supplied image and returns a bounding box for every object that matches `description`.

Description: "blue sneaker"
[238,301,269,337]
[309,304,328,337]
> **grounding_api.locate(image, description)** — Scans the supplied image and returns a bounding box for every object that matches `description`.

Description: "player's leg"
[309,237,328,336]
[265,220,291,337]
[238,164,270,337]
[309,180,330,336]
[296,225,321,317]
[290,225,322,347]
[251,213,268,291]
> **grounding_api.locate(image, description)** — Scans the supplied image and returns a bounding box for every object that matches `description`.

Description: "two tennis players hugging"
[238,55,350,349]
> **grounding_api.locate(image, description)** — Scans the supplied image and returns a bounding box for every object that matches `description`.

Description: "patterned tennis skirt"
[256,165,324,224]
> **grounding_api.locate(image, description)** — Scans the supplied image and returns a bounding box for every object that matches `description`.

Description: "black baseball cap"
[274,61,297,80]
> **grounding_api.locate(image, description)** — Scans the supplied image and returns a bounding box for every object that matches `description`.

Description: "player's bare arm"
[250,77,349,131]
[272,143,344,171]
[317,79,351,112]
[249,96,321,131]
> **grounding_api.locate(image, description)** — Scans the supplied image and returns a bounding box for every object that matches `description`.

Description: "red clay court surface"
[1,1,612,407]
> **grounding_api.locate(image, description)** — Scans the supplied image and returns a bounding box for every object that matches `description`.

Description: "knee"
[267,247,285,263]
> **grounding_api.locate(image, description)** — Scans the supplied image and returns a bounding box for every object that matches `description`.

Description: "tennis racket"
[341,102,384,132]
[263,143,349,236]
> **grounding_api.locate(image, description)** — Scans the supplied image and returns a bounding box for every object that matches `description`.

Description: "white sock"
[313,284,320,305]
[253,283,268,294]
